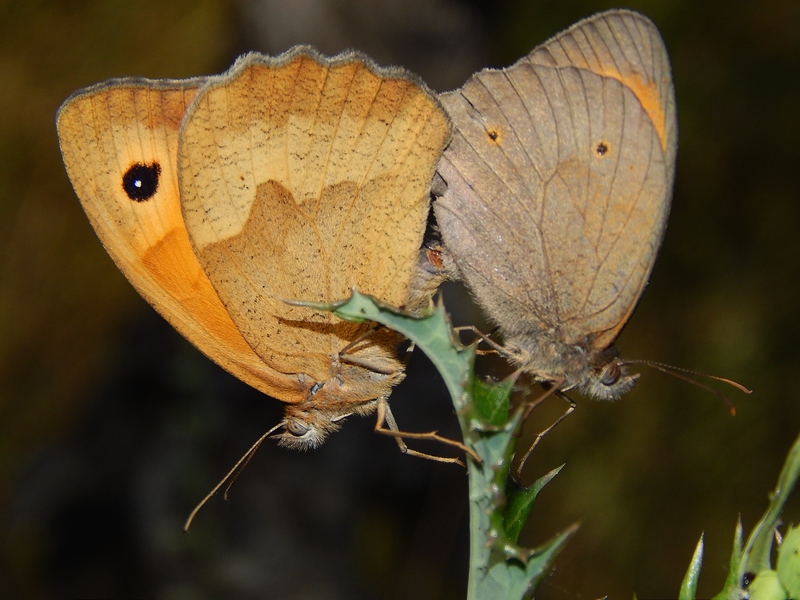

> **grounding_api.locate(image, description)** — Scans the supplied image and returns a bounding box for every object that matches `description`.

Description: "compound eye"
[285,420,311,437]
[600,363,621,386]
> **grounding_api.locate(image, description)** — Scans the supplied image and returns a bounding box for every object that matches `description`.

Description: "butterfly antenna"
[183,420,285,531]
[624,360,752,416]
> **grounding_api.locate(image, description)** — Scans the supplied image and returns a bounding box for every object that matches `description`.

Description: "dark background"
[2,0,799,598]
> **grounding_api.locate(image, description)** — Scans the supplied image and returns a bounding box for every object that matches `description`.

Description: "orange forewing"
[56,81,304,402]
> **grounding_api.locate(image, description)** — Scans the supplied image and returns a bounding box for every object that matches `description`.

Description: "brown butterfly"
[433,10,677,399]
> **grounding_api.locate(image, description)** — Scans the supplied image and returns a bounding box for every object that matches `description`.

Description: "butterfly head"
[580,350,640,400]
[506,334,639,401]
[273,370,390,449]
[275,411,346,450]
[272,380,345,449]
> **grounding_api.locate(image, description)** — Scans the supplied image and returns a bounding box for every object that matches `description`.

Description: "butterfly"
[57,48,451,450]
[433,9,677,399]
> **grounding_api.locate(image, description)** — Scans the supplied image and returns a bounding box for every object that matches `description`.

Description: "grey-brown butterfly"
[434,9,677,399]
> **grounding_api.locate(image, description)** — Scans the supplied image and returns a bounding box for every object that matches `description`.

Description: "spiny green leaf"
[505,465,564,544]
[475,524,577,600]
[471,375,514,427]
[777,525,800,597]
[743,434,800,577]
[712,519,744,600]
[679,534,703,600]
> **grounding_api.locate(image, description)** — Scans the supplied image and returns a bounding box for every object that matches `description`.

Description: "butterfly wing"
[435,10,677,350]
[57,80,304,401]
[178,50,450,393]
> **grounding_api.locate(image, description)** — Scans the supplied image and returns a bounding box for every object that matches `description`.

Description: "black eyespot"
[486,128,500,143]
[122,162,161,202]
[596,141,609,156]
[286,420,310,437]
[600,363,621,386]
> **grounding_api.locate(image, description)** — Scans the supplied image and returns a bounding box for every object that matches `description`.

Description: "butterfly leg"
[452,325,505,356]
[514,389,576,481]
[374,398,479,465]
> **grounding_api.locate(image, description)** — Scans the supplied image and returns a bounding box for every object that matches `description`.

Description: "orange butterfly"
[57,48,451,452]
